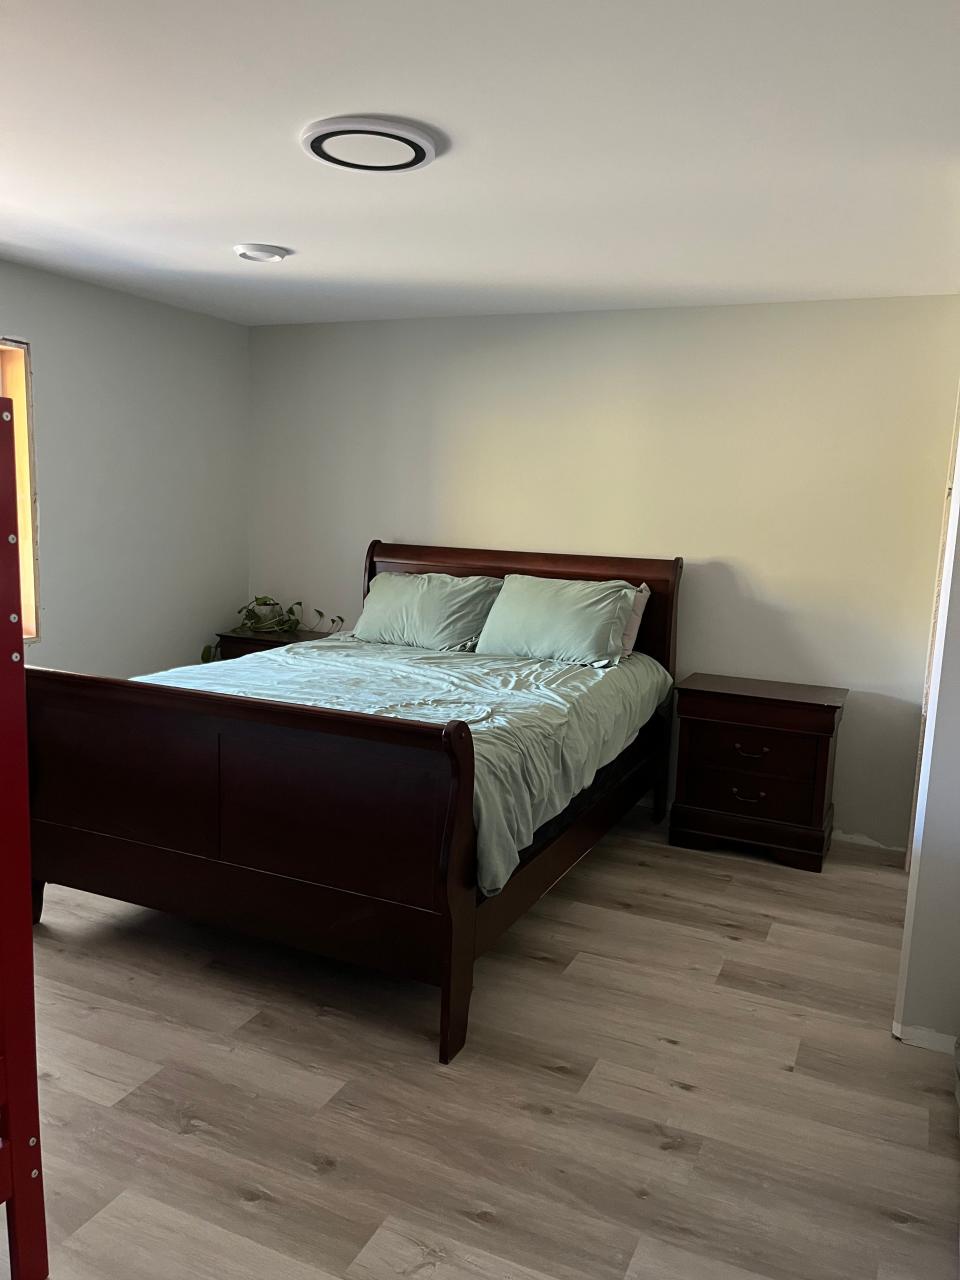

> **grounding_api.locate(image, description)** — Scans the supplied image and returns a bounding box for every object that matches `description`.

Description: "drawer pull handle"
[734,743,770,759]
[731,787,766,804]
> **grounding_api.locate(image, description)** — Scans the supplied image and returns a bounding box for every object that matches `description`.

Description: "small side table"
[217,629,330,661]
[669,673,847,871]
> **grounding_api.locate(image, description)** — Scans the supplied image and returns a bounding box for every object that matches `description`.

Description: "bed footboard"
[26,668,477,1062]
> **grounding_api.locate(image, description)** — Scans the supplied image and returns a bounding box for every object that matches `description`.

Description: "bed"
[26,541,683,1061]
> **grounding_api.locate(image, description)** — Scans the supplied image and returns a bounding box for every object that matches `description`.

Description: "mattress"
[134,636,672,895]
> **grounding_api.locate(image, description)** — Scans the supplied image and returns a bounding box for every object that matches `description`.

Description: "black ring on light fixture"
[300,116,438,172]
[309,128,426,172]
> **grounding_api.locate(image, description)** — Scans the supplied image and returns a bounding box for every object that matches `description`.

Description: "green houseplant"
[202,596,344,662]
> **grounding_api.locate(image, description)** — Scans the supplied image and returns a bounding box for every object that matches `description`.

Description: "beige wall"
[0,257,251,676]
[249,297,960,850]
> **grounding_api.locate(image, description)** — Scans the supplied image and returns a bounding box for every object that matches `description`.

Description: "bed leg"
[652,772,668,824]
[30,880,44,926]
[651,708,671,824]
[439,947,474,1064]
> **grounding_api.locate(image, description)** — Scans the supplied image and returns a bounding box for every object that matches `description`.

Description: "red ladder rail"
[0,395,48,1279]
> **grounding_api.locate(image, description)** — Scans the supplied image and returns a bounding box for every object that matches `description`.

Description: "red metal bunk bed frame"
[0,395,48,1279]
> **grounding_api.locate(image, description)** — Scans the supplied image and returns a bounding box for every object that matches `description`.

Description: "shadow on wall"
[0,218,638,326]
[676,560,921,850]
[833,690,920,850]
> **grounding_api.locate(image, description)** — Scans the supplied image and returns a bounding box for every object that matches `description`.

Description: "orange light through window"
[0,343,38,640]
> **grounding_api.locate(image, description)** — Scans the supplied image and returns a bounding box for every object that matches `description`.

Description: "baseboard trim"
[834,828,905,854]
[892,1020,957,1055]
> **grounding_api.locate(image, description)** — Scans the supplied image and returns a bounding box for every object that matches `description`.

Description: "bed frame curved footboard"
[27,542,681,1060]
[28,671,478,1062]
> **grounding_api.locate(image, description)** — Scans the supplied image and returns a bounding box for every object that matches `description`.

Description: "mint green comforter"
[135,637,671,895]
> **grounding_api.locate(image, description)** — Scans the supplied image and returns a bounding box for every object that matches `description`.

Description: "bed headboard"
[363,540,683,676]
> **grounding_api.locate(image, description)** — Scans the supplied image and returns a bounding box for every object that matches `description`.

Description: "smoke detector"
[233,244,293,262]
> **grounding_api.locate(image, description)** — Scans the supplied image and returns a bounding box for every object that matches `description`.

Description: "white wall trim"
[892,1020,957,1056]
[895,376,960,1036]
[833,829,906,855]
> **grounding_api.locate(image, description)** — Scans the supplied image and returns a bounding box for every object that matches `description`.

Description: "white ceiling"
[3,0,958,325]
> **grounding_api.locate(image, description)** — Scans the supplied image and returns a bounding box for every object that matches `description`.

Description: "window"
[0,341,38,640]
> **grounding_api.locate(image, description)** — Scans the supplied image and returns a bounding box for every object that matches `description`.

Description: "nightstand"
[216,629,329,660]
[669,673,847,871]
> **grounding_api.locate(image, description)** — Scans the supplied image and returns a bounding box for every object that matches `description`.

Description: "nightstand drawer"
[681,767,816,826]
[684,721,819,781]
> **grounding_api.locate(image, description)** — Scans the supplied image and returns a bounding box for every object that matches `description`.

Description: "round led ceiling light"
[233,243,293,262]
[300,116,437,172]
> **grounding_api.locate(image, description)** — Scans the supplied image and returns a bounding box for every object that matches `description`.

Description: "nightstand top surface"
[216,628,328,646]
[677,672,848,707]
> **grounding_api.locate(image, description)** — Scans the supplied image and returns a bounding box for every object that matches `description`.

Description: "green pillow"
[475,574,636,666]
[354,572,502,651]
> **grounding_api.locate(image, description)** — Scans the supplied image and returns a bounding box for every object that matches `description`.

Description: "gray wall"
[247,297,960,850]
[0,258,250,675]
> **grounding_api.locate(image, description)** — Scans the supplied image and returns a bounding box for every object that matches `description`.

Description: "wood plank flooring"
[3,820,957,1280]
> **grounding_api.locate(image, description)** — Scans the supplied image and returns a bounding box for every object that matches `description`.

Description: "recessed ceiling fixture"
[300,116,437,172]
[233,243,293,262]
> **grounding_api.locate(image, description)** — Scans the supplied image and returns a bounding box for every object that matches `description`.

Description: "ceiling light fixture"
[300,116,437,172]
[233,243,293,262]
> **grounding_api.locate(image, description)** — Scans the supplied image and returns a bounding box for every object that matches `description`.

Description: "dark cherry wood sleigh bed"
[26,541,682,1062]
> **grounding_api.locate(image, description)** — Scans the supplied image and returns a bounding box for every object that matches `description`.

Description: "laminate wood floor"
[3,821,958,1280]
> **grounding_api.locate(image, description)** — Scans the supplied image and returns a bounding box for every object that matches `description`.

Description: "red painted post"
[0,395,48,1279]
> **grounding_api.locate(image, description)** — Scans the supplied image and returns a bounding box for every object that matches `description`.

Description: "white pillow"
[620,584,651,657]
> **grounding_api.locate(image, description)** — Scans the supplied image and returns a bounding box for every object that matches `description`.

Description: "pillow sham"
[620,583,651,656]
[475,574,637,667]
[353,572,502,651]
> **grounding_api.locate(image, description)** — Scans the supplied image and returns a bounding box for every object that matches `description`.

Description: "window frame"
[0,338,39,642]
